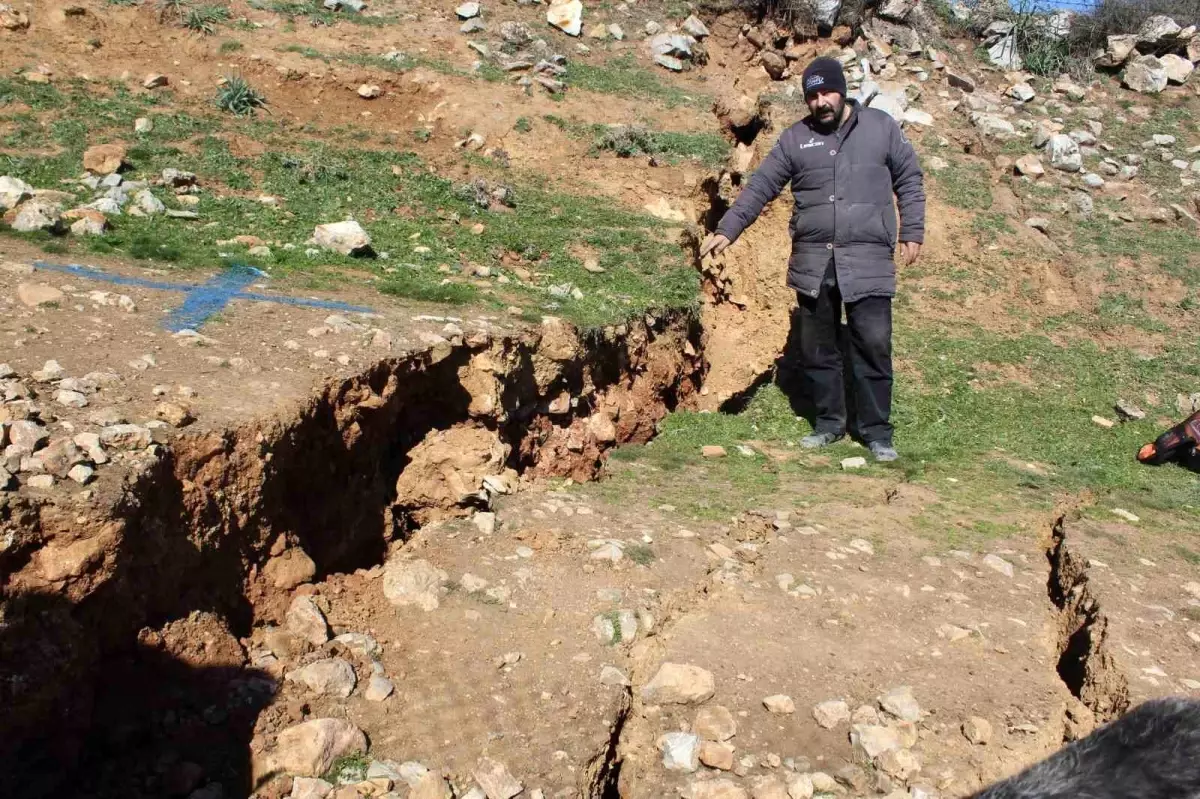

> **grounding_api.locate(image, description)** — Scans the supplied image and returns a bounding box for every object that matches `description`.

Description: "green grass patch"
[1072,214,1200,289]
[565,55,706,108]
[322,753,369,783]
[219,38,244,53]
[542,116,727,167]
[592,124,728,167]
[606,320,1200,531]
[281,44,461,77]
[259,0,398,26]
[931,161,992,211]
[3,107,697,326]
[625,543,655,565]
[970,211,1012,244]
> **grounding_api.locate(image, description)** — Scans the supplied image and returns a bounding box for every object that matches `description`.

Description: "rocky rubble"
[0,356,170,492]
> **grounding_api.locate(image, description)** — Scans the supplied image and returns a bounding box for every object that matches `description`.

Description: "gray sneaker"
[869,441,898,462]
[800,431,843,449]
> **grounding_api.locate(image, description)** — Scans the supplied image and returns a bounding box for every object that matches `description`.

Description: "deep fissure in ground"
[0,312,703,798]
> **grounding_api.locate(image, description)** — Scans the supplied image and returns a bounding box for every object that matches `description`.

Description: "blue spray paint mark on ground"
[32,262,373,332]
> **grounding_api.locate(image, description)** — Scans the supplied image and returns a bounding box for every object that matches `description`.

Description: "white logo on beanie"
[805,74,825,91]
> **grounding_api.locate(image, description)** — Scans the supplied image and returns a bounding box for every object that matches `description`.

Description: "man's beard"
[812,98,844,129]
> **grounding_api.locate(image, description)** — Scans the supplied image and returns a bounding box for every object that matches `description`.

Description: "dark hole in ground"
[1056,620,1093,699]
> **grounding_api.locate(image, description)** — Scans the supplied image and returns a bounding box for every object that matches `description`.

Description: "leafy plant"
[214,75,267,116]
[156,0,190,22]
[626,543,655,565]
[514,117,533,134]
[219,38,244,53]
[184,4,230,33]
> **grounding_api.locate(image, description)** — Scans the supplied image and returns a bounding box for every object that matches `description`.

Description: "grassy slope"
[0,72,709,327]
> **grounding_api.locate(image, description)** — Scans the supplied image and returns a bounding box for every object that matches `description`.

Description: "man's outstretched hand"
[900,241,922,265]
[700,233,731,259]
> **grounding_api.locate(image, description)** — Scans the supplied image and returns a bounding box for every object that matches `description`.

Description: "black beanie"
[801,57,847,98]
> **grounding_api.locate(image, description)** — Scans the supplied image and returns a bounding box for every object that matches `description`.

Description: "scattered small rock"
[285,595,330,645]
[1111,508,1140,523]
[660,732,700,772]
[365,675,395,701]
[982,553,1013,578]
[272,718,367,777]
[83,143,126,175]
[702,445,727,458]
[288,657,357,698]
[694,705,737,741]
[55,389,88,409]
[1114,400,1146,421]
[851,724,901,759]
[642,662,715,705]
[67,464,95,485]
[546,0,582,36]
[879,685,921,722]
[962,716,992,745]
[699,740,735,771]
[841,456,867,470]
[382,557,447,611]
[472,758,522,799]
[763,694,795,714]
[18,283,65,308]
[813,699,851,729]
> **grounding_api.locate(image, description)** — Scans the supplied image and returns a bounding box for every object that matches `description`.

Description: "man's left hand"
[900,241,922,265]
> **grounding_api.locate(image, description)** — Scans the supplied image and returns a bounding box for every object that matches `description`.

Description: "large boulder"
[82,143,126,175]
[987,34,1022,70]
[1095,34,1136,67]
[381,557,448,612]
[546,0,582,36]
[971,113,1016,139]
[1123,55,1168,94]
[311,220,373,256]
[813,0,842,27]
[271,719,367,777]
[0,5,30,30]
[392,425,508,521]
[3,199,62,233]
[641,662,716,705]
[1136,14,1181,45]
[1161,53,1194,84]
[877,0,914,22]
[0,176,32,211]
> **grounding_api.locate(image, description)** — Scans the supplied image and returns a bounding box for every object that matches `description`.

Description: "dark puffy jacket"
[715,101,925,302]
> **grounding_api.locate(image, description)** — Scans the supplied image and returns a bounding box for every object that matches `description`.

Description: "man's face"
[806,89,844,126]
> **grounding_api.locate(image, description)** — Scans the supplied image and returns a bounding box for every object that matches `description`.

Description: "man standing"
[700,57,925,462]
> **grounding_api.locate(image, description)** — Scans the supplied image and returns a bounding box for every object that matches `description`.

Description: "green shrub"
[215,75,266,115]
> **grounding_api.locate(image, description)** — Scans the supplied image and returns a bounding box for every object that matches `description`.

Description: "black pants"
[796,261,894,445]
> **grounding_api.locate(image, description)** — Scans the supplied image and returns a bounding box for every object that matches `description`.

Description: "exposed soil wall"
[0,311,705,798]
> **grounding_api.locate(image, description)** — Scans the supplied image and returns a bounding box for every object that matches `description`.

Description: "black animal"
[970,697,1200,799]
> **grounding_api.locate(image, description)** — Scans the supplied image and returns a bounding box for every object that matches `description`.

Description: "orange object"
[1138,410,1200,465]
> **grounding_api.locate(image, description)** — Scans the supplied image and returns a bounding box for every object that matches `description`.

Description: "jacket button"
[826,243,833,250]
[830,149,837,156]
[828,195,835,202]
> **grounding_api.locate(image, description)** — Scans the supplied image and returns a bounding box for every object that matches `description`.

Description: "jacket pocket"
[845,203,890,246]
[880,207,897,247]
